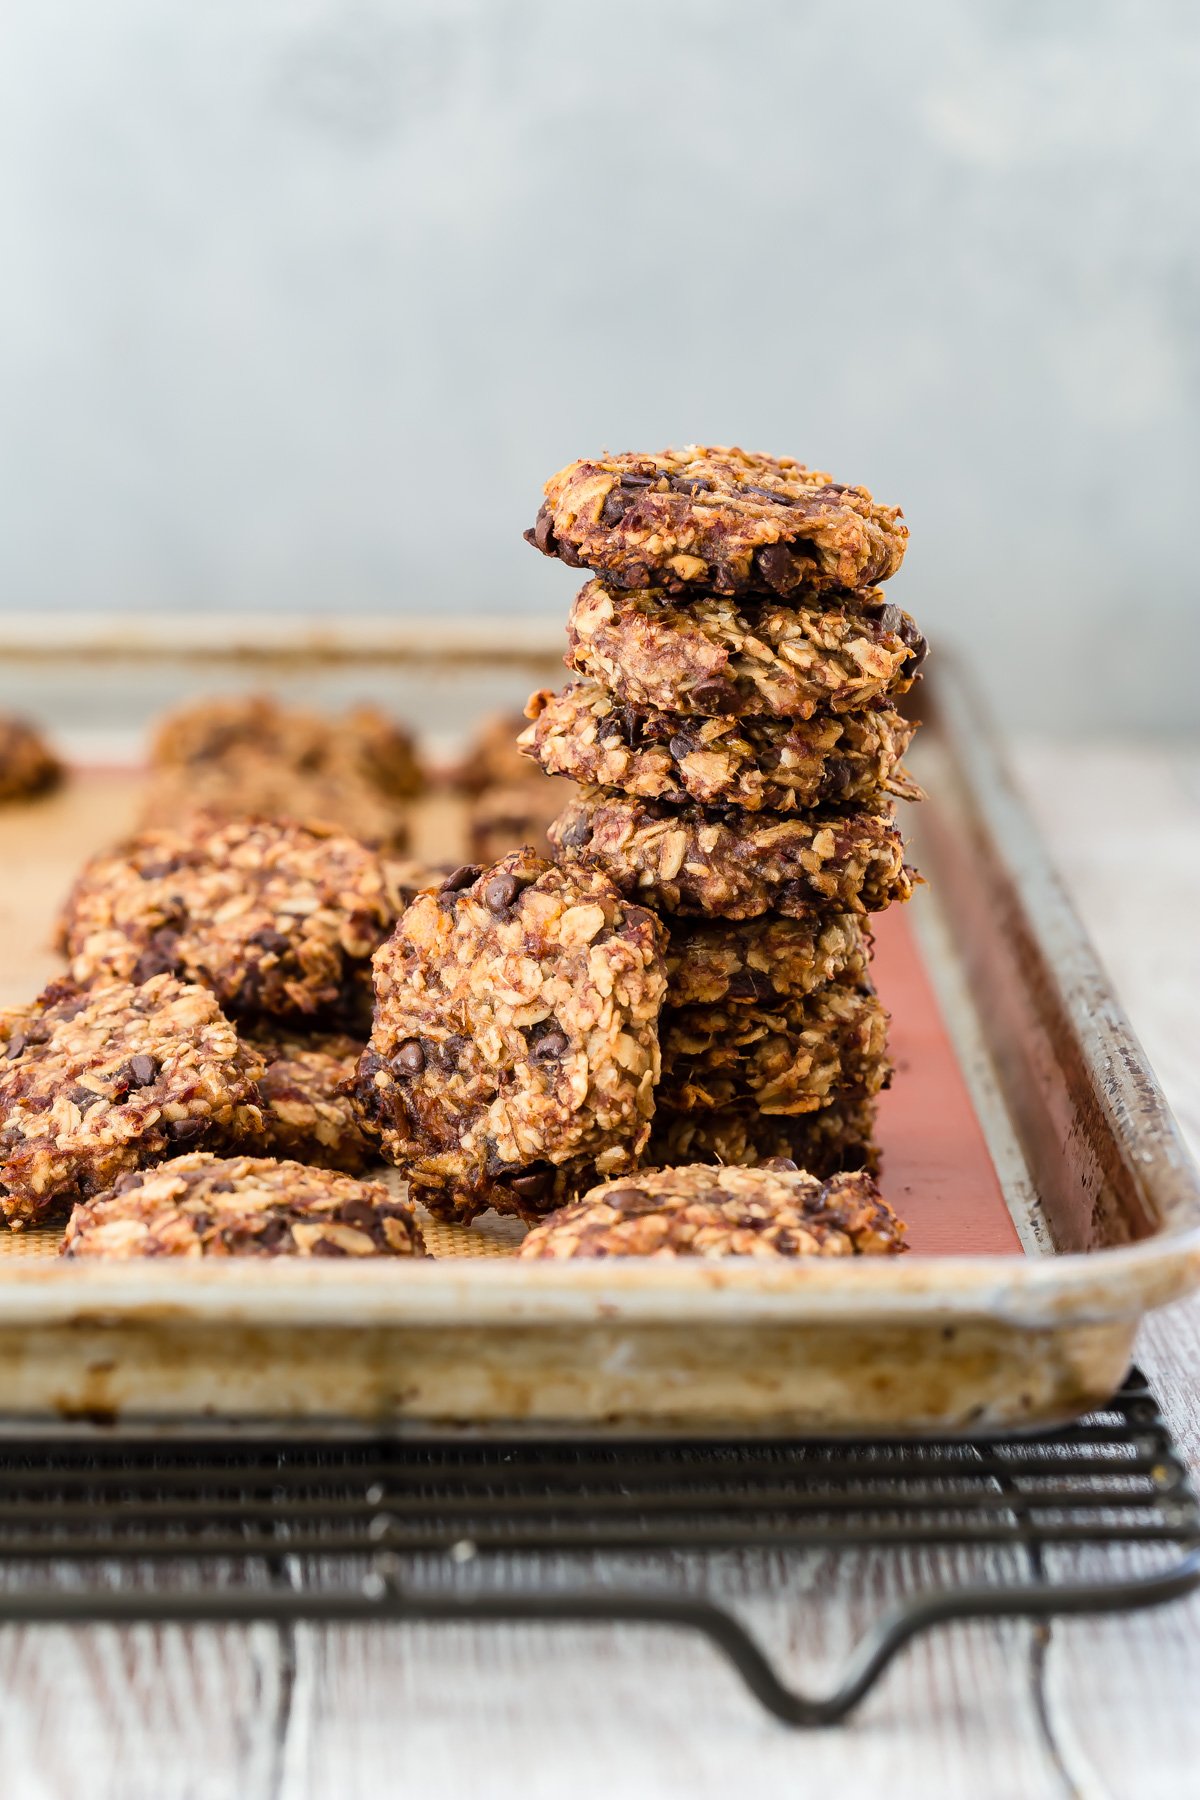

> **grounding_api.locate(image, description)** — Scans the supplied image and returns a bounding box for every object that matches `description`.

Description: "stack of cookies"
[520,445,927,1177]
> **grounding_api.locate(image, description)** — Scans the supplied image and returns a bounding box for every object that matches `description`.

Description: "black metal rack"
[0,1367,1197,1726]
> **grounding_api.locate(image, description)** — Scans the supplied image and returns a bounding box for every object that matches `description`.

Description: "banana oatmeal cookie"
[466,777,575,864]
[565,581,926,721]
[0,976,264,1229]
[526,447,907,597]
[518,1164,906,1259]
[243,1026,373,1173]
[61,1153,424,1258]
[663,913,869,1008]
[0,716,62,802]
[521,680,918,812]
[660,982,890,1115]
[550,791,914,919]
[353,849,667,1224]
[60,817,401,1025]
[648,1095,879,1177]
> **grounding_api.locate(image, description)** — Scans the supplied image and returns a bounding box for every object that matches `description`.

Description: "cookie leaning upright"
[522,441,926,1184]
[351,848,667,1224]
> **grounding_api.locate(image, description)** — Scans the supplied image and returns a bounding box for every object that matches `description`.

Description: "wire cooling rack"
[0,1367,1196,1726]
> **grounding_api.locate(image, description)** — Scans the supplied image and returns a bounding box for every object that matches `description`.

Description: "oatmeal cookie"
[565,581,926,721]
[526,447,907,597]
[648,1095,879,1177]
[60,817,401,1024]
[243,1026,373,1173]
[518,1164,905,1259]
[61,1153,424,1258]
[664,913,869,1008]
[0,716,62,802]
[0,976,264,1229]
[660,982,890,1115]
[452,711,541,796]
[353,850,667,1224]
[140,758,413,851]
[521,680,919,812]
[550,791,914,919]
[150,694,424,799]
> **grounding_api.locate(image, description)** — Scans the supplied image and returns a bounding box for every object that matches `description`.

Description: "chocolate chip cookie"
[659,981,890,1115]
[0,976,264,1228]
[647,1095,879,1177]
[243,1026,373,1173]
[518,1164,906,1259]
[550,791,914,919]
[565,581,926,721]
[61,1153,425,1258]
[353,849,667,1224]
[60,817,401,1025]
[521,680,919,812]
[527,447,907,597]
[0,716,62,803]
[663,913,869,1008]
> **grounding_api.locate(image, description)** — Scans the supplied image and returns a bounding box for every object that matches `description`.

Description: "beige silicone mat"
[0,767,530,1262]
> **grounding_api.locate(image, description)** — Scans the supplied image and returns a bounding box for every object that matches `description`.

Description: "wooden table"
[1,741,1197,1800]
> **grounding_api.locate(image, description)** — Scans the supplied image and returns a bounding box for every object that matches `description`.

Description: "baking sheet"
[0,762,1018,1262]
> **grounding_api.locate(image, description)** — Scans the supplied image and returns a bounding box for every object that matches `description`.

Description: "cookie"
[526,447,907,597]
[466,777,576,864]
[659,982,890,1115]
[518,1164,906,1259]
[452,711,541,796]
[647,1095,879,1178]
[243,1026,373,1173]
[60,817,401,1025]
[565,580,926,721]
[663,913,869,1008]
[139,758,413,852]
[142,694,423,848]
[0,716,62,803]
[61,1153,424,1258]
[550,791,914,919]
[353,849,667,1224]
[0,976,264,1229]
[521,681,919,813]
[150,694,424,799]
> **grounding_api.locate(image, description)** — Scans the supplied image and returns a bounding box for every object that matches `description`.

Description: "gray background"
[2,0,1197,731]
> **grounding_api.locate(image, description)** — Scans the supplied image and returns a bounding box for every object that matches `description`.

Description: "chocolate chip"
[555,815,592,852]
[688,680,740,716]
[394,1038,426,1076]
[755,542,805,594]
[727,970,772,1001]
[529,507,556,553]
[529,1025,568,1062]
[308,1236,347,1258]
[820,759,853,801]
[440,864,482,895]
[739,484,791,507]
[66,1084,101,1113]
[129,1053,158,1088]
[619,471,658,488]
[667,733,695,762]
[604,1186,651,1210]
[132,944,180,984]
[876,604,903,634]
[339,1198,380,1232]
[210,1179,236,1193]
[4,1032,24,1060]
[483,873,519,915]
[257,1217,291,1248]
[600,490,632,526]
[759,1157,799,1173]
[667,474,713,495]
[166,1117,208,1143]
[251,928,292,956]
[510,1167,552,1200]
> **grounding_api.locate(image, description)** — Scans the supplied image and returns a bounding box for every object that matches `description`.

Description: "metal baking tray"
[0,615,1196,1436]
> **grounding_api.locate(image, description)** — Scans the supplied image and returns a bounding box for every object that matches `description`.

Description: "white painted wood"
[0,740,1198,1799]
